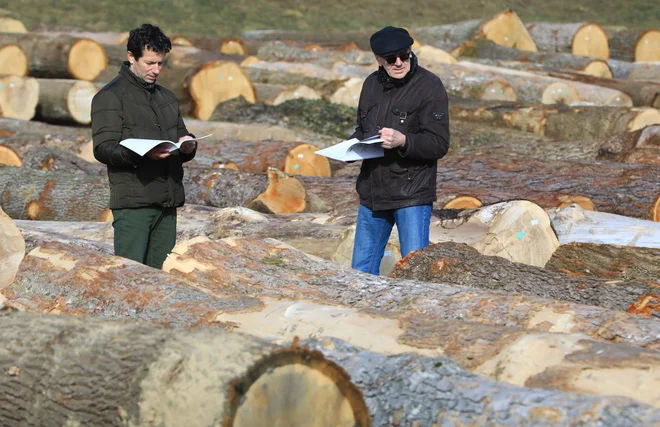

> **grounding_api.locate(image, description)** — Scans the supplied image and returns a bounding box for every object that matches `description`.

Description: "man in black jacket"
[350,26,450,275]
[91,24,197,269]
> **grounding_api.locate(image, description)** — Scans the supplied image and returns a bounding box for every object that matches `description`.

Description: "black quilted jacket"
[350,53,450,211]
[91,62,196,210]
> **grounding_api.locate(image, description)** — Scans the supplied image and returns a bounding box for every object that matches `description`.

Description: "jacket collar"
[119,61,156,92]
[377,51,418,91]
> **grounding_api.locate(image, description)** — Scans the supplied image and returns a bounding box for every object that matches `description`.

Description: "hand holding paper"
[315,135,384,162]
[120,134,212,157]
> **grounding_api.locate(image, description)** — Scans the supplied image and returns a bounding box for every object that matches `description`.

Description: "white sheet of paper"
[120,134,212,157]
[315,135,384,162]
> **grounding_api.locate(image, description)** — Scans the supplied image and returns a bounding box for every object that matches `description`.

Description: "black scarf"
[377,51,418,91]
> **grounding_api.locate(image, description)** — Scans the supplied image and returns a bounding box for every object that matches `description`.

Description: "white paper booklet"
[120,134,212,157]
[315,135,384,162]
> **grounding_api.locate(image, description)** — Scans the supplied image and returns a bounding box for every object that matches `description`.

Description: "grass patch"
[2,0,658,38]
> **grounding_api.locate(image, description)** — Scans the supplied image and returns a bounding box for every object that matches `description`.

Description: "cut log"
[246,167,314,214]
[411,11,537,53]
[171,35,194,46]
[163,237,660,349]
[0,165,110,221]
[546,242,660,285]
[0,18,27,33]
[607,28,660,62]
[32,30,129,45]
[0,75,39,120]
[606,59,660,80]
[34,78,97,124]
[0,33,108,81]
[389,241,658,312]
[426,61,631,106]
[598,124,660,166]
[0,311,369,426]
[0,206,24,289]
[548,205,660,248]
[0,44,28,76]
[253,82,321,105]
[241,29,373,52]
[448,98,660,140]
[524,22,609,58]
[0,116,91,138]
[329,77,363,108]
[415,45,458,64]
[20,146,105,175]
[305,337,660,426]
[541,68,660,108]
[430,200,559,267]
[0,133,96,167]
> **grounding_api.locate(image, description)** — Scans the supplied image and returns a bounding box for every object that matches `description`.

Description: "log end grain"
[221,38,248,56]
[480,79,518,102]
[557,195,596,211]
[99,208,113,222]
[572,23,610,59]
[247,168,306,214]
[271,85,321,106]
[67,38,108,81]
[635,30,660,62]
[189,61,257,120]
[228,345,370,427]
[67,80,98,124]
[0,44,28,76]
[443,195,483,209]
[542,82,580,105]
[0,75,39,120]
[284,143,331,177]
[581,60,613,78]
[171,35,194,46]
[0,18,27,33]
[628,108,660,131]
[652,195,660,222]
[415,45,458,65]
[481,10,538,52]
[0,144,21,166]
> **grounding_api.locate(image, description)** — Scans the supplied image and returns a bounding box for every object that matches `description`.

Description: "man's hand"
[178,135,196,154]
[378,127,406,149]
[146,144,172,160]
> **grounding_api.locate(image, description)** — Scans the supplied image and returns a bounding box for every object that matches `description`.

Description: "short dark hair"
[127,24,172,60]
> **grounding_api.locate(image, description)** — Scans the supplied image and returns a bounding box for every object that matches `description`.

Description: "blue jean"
[351,203,432,275]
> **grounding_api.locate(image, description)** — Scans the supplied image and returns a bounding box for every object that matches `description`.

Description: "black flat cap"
[369,26,414,56]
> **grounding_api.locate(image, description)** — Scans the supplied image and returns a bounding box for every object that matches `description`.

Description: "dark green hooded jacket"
[91,62,196,210]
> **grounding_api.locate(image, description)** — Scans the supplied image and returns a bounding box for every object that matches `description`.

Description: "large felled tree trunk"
[525,22,610,58]
[304,337,660,426]
[256,40,375,66]
[0,311,369,427]
[549,204,660,247]
[162,237,660,349]
[0,33,108,81]
[9,236,660,406]
[449,98,660,140]
[0,165,110,221]
[389,241,658,312]
[606,27,660,62]
[0,43,29,76]
[546,242,660,283]
[34,78,98,124]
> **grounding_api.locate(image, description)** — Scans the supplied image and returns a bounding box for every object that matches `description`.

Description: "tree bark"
[256,40,375,66]
[0,133,97,167]
[525,22,609,58]
[449,97,660,140]
[0,310,369,427]
[9,236,660,406]
[0,117,91,138]
[304,337,660,426]
[606,28,660,62]
[163,237,660,349]
[0,33,108,81]
[0,164,110,221]
[0,75,39,120]
[19,146,105,175]
[0,207,24,289]
[598,124,660,166]
[548,204,660,248]
[34,78,98,125]
[389,241,658,312]
[546,242,660,283]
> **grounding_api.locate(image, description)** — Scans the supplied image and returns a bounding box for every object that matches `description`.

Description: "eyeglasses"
[384,51,411,65]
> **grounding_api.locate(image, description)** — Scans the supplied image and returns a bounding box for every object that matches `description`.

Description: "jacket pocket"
[358,103,379,135]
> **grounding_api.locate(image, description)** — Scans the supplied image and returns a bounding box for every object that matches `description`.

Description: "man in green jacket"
[91,23,197,269]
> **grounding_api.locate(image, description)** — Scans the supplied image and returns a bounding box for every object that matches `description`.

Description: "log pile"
[3,10,660,425]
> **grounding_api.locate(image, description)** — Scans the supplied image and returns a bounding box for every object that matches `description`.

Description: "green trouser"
[111,207,177,269]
